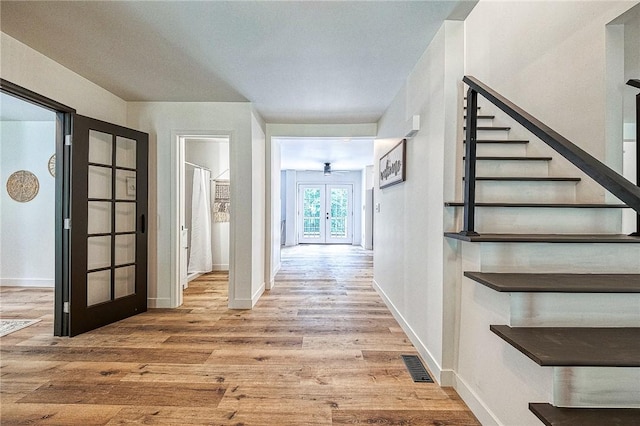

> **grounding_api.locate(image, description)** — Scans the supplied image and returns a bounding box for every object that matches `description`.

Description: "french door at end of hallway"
[298,184,353,244]
[68,115,148,336]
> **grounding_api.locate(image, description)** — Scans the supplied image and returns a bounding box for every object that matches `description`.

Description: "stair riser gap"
[553,367,640,408]
[476,160,549,177]
[452,208,621,234]
[465,129,510,140]
[510,293,640,327]
[477,243,640,273]
[475,181,577,203]
[476,143,527,157]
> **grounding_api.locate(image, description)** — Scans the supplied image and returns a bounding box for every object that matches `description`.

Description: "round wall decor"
[48,154,56,177]
[6,170,39,203]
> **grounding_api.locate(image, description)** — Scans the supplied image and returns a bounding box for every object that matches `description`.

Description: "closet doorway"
[179,136,230,294]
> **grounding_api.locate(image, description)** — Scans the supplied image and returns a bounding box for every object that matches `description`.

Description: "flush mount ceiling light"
[323,162,331,176]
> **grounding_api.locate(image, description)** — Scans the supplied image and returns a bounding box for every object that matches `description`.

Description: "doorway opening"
[277,137,375,249]
[0,91,57,335]
[178,135,230,303]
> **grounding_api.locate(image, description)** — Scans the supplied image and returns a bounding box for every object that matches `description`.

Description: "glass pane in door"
[114,266,135,299]
[87,270,111,306]
[329,187,349,239]
[302,188,322,239]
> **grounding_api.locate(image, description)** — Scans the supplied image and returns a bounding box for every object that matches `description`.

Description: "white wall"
[465,0,636,202]
[373,21,464,386]
[1,33,127,125]
[127,102,264,309]
[185,138,230,270]
[0,121,56,286]
[361,165,374,250]
[251,111,266,300]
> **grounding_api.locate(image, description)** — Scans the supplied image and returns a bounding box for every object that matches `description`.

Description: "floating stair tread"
[490,325,640,366]
[466,176,581,182]
[529,403,640,426]
[464,126,511,130]
[464,139,529,144]
[464,272,640,293]
[469,156,552,161]
[464,115,495,119]
[444,202,629,208]
[444,232,640,243]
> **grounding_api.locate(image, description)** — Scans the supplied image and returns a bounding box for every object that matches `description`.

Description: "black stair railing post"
[462,87,479,236]
[627,79,640,236]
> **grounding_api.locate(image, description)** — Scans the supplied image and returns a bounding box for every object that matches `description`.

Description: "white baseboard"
[0,278,54,288]
[228,282,265,309]
[372,278,447,386]
[252,281,265,305]
[213,264,229,271]
[454,374,503,426]
[268,263,281,290]
[148,297,172,308]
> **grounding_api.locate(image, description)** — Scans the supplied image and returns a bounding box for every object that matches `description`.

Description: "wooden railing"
[462,75,640,236]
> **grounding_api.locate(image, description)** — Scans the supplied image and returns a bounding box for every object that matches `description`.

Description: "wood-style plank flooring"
[1,245,479,425]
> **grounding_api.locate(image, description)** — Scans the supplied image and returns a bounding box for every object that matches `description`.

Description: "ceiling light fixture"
[323,162,331,176]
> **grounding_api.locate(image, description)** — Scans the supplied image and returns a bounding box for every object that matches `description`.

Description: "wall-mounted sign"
[379,139,406,189]
[6,170,39,202]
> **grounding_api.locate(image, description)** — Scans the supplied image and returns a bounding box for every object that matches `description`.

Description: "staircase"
[445,81,640,425]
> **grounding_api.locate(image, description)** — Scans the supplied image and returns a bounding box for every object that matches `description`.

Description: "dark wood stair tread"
[444,232,640,243]
[464,126,510,130]
[529,403,640,426]
[464,176,581,182]
[445,202,629,208]
[463,139,529,144]
[464,115,495,119]
[464,272,640,293]
[465,156,552,161]
[490,325,640,366]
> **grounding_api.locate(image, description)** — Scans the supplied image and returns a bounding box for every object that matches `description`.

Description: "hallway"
[0,245,478,425]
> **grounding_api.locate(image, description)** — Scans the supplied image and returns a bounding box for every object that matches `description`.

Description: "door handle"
[141,214,146,233]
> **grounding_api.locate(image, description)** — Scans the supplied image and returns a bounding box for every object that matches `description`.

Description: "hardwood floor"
[1,245,479,425]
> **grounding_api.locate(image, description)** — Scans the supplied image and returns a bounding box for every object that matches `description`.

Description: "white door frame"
[170,131,233,308]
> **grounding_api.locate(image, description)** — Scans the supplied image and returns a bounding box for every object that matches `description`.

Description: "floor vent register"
[401,354,434,383]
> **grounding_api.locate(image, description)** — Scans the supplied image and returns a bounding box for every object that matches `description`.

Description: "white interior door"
[298,184,352,244]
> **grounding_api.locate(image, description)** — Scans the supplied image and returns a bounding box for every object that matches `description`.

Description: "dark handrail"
[462,76,640,236]
[628,79,640,89]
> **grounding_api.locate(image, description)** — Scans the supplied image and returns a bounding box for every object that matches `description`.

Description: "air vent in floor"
[402,354,433,383]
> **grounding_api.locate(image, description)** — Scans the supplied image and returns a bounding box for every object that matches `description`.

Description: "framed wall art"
[379,139,406,189]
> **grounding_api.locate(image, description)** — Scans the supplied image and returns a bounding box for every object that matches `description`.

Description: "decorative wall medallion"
[6,170,39,202]
[48,154,56,177]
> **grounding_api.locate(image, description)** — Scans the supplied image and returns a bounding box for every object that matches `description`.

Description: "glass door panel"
[326,185,352,244]
[328,187,348,239]
[300,186,324,242]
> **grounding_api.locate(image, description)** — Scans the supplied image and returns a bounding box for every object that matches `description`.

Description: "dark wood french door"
[68,115,148,336]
